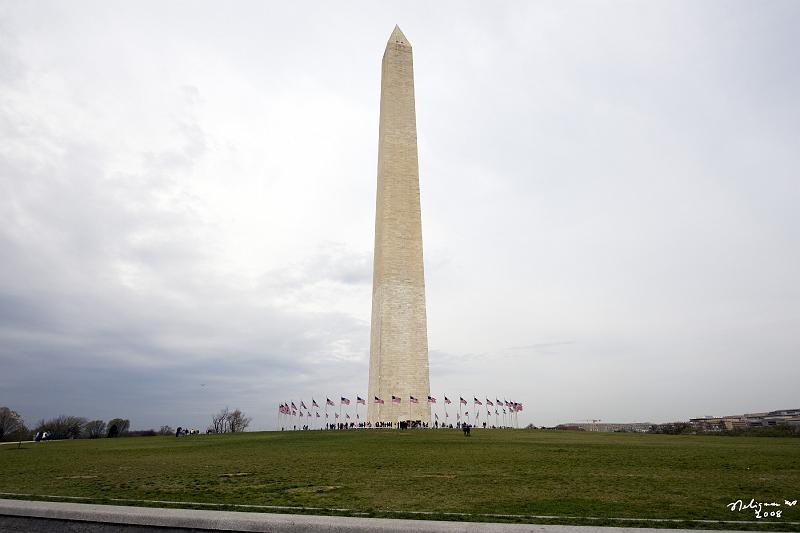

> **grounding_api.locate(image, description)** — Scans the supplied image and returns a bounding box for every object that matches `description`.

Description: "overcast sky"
[1,1,798,430]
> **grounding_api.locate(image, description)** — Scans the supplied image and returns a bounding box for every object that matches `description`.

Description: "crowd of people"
[174,426,200,436]
[33,431,51,442]
[283,420,506,431]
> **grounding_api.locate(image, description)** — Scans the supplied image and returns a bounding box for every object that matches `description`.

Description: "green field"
[2,430,798,530]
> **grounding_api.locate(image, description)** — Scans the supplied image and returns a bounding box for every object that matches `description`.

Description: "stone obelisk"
[367,26,431,425]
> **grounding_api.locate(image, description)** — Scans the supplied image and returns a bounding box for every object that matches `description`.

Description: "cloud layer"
[1,1,799,429]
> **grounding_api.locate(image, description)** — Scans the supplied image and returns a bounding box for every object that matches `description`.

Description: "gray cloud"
[1,1,799,430]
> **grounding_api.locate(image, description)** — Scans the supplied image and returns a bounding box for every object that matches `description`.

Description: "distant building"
[556,422,652,433]
[690,409,800,431]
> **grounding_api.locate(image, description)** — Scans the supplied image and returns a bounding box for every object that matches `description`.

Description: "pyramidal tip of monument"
[388,24,410,46]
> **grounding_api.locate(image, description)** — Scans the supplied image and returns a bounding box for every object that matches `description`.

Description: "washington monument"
[367,26,431,425]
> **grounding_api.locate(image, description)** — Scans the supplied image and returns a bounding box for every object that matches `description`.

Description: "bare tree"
[84,420,106,439]
[226,409,252,433]
[208,407,251,433]
[209,407,229,434]
[106,418,130,438]
[0,407,29,441]
[158,425,173,436]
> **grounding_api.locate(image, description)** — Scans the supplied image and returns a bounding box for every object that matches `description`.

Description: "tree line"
[0,406,172,441]
[1,405,252,442]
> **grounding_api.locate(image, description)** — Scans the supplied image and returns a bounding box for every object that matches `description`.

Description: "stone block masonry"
[367,26,431,424]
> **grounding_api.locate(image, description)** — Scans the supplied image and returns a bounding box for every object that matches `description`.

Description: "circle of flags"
[277,395,524,430]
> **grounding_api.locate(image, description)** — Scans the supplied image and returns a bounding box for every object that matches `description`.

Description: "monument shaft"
[367,27,431,424]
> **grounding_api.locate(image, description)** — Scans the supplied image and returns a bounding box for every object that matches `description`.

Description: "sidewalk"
[0,498,757,533]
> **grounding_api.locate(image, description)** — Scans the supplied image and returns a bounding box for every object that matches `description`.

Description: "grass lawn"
[2,429,798,530]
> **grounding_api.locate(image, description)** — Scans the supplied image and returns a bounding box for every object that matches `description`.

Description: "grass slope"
[2,430,798,530]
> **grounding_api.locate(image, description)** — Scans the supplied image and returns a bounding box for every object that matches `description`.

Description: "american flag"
[312,399,319,408]
[495,409,499,415]
[503,409,506,414]
[357,396,366,405]
[299,411,304,417]
[435,413,439,420]
[460,397,467,405]
[444,397,452,405]
[392,395,401,404]
[410,396,419,403]
[325,413,329,418]
[292,410,296,415]
[341,397,350,405]
[307,412,311,417]
[515,402,523,412]
[486,399,494,406]
[487,410,491,415]
[316,412,320,418]
[346,414,350,419]
[326,398,335,406]
[427,395,436,403]
[300,401,307,409]
[496,398,502,405]
[374,396,384,404]
[474,397,483,405]
[291,402,297,409]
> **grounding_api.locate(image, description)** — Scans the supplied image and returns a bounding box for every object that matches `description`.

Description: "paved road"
[0,499,762,533]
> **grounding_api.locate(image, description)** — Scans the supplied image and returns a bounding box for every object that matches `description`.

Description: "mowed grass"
[2,430,799,529]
